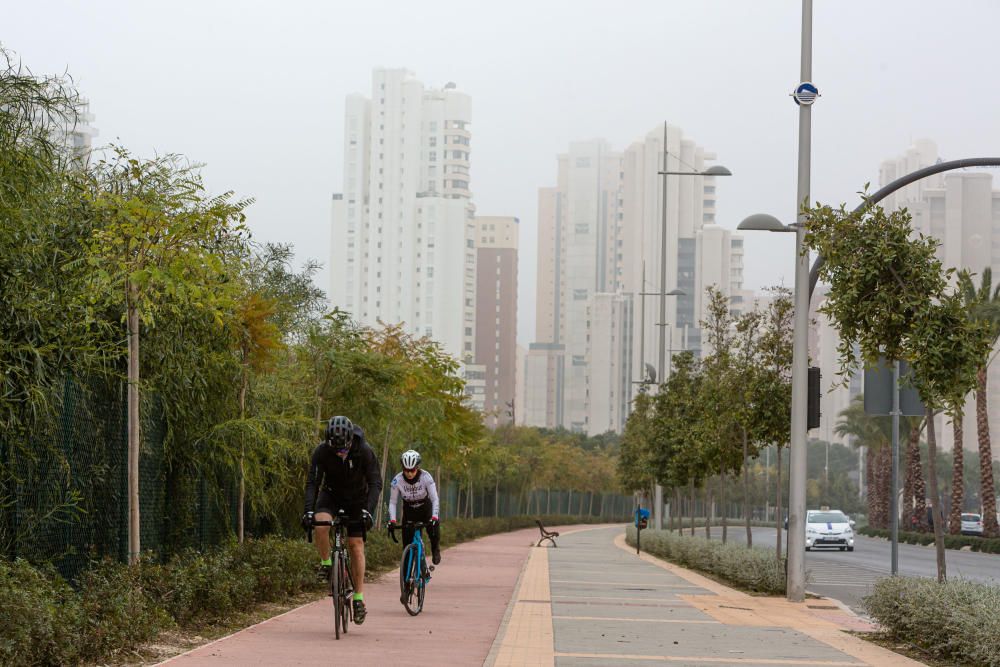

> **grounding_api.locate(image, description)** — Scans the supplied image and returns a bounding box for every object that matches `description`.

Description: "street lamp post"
[652,121,731,531]
[738,0,814,604]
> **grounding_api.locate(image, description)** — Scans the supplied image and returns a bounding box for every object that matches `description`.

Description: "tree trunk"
[546,487,551,515]
[238,366,248,543]
[568,489,573,517]
[469,475,474,518]
[864,446,875,525]
[743,428,752,548]
[674,488,682,532]
[950,416,965,535]
[127,289,141,563]
[705,481,713,539]
[925,408,947,582]
[873,444,892,529]
[911,423,928,531]
[437,465,444,519]
[720,466,728,544]
[374,425,392,529]
[901,422,925,531]
[588,491,595,516]
[976,368,999,536]
[495,475,500,518]
[689,480,695,536]
[775,444,783,560]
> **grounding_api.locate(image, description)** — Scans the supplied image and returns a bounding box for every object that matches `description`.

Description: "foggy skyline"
[9,0,1000,346]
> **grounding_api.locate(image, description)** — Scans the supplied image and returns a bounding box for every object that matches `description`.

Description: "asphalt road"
[695,525,1000,613]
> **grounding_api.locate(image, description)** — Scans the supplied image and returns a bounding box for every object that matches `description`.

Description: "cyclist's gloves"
[301,511,315,531]
[430,516,439,526]
[362,509,374,531]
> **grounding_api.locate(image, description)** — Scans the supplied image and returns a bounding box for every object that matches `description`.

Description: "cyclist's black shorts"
[316,489,366,539]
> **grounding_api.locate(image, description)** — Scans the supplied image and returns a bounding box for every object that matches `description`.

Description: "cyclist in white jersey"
[387,449,442,565]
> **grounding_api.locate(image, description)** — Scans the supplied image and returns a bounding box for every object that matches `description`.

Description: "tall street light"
[654,121,732,530]
[739,0,815,605]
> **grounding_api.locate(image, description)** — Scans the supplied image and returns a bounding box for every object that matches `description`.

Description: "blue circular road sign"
[793,82,819,106]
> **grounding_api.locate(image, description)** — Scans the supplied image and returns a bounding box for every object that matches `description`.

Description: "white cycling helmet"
[400,449,421,471]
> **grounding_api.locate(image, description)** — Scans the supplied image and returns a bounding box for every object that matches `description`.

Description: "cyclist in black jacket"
[302,415,382,624]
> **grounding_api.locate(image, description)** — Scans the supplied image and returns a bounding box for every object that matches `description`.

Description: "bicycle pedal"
[428,565,435,572]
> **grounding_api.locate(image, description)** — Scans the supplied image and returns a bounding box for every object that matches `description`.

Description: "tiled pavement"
[488,526,924,667]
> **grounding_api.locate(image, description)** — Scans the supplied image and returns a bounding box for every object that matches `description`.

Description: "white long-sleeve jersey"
[388,469,440,521]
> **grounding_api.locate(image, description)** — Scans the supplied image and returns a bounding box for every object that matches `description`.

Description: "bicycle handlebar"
[305,511,349,542]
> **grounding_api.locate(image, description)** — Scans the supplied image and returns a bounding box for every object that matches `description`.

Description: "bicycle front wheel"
[399,544,413,606]
[401,545,424,616]
[331,552,342,639]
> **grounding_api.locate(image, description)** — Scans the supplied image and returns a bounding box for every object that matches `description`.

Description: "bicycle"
[307,510,355,639]
[389,520,434,616]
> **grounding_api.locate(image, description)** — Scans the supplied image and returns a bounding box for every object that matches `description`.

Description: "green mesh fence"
[0,377,240,581]
[376,480,631,523]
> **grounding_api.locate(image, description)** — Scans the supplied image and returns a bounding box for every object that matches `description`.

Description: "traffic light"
[807,366,821,430]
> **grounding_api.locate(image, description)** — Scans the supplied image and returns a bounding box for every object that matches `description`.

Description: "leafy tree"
[81,147,250,561]
[805,197,986,580]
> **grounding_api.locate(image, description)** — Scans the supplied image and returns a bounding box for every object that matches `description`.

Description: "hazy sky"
[9,0,1000,345]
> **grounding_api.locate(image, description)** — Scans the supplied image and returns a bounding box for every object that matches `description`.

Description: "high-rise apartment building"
[524,127,737,434]
[330,69,476,363]
[620,124,736,382]
[474,216,518,428]
[528,140,624,433]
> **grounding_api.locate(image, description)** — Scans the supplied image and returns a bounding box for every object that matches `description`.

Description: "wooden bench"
[535,519,559,547]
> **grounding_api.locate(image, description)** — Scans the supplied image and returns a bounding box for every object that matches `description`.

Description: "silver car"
[805,509,855,552]
[961,513,984,536]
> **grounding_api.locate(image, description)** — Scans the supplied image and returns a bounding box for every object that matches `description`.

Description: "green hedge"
[625,526,786,594]
[858,526,1000,553]
[0,514,617,666]
[864,576,1000,667]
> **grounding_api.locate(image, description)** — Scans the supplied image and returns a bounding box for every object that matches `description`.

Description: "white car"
[961,513,984,536]
[805,509,855,552]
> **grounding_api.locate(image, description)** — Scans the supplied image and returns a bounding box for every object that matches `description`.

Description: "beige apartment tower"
[474,216,518,428]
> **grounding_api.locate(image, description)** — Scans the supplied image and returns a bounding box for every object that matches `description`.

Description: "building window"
[575,157,591,168]
[573,289,587,300]
[465,327,472,336]
[575,223,589,234]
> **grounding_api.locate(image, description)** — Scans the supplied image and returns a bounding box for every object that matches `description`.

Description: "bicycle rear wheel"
[331,552,343,640]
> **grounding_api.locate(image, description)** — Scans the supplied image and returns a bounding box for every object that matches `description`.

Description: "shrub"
[625,526,786,594]
[76,558,169,661]
[863,576,1000,667]
[0,514,615,665]
[859,526,1000,554]
[0,559,83,666]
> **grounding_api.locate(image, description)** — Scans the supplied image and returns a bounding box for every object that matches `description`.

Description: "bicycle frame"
[309,512,357,638]
[402,523,427,584]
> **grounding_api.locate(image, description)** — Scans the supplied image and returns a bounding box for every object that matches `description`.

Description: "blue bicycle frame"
[396,520,432,615]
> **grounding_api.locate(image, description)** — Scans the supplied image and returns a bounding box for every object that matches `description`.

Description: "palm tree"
[836,396,890,528]
[959,268,1000,537]
[949,414,964,534]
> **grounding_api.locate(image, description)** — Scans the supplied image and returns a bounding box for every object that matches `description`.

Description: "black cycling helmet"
[325,415,354,451]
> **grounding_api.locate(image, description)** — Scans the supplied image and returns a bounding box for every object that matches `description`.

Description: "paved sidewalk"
[489,526,924,667]
[156,524,604,666]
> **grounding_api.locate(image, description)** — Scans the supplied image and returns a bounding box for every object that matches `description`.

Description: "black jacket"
[304,434,382,515]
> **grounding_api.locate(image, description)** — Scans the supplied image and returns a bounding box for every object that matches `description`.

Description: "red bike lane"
[157,525,602,666]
